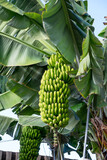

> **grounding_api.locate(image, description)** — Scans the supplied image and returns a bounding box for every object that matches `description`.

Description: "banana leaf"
[0,114,17,135]
[0,0,57,66]
[0,91,22,111]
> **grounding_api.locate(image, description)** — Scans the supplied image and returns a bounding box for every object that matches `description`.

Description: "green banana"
[19,126,41,160]
[39,53,72,146]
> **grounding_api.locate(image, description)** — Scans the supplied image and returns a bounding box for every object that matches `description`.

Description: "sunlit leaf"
[0,19,56,66]
[19,115,47,127]
[70,0,86,15]
[0,1,57,66]
[0,0,43,15]
[0,34,44,66]
[0,91,22,110]
[77,53,90,75]
[71,103,83,112]
[24,12,42,24]
[0,0,24,15]
[98,27,107,38]
[82,29,90,59]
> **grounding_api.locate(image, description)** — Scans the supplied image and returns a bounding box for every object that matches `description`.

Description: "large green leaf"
[43,0,94,64]
[68,6,94,31]
[0,0,24,15]
[7,79,39,109]
[0,64,45,113]
[0,22,55,66]
[0,1,42,27]
[0,0,57,66]
[81,29,90,59]
[43,0,76,64]
[0,34,44,66]
[0,91,22,110]
[19,115,47,127]
[1,64,46,91]
[77,53,90,75]
[77,29,104,87]
[75,70,99,98]
[0,115,17,135]
[0,0,94,67]
[69,0,94,25]
[88,30,104,87]
[7,14,31,29]
[67,0,94,56]
[0,0,45,30]
[0,18,56,66]
[70,0,87,15]
[0,0,43,15]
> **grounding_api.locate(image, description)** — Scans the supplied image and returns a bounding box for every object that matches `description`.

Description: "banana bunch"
[39,53,72,130]
[19,126,41,160]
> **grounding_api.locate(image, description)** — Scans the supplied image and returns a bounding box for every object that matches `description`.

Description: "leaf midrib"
[0,31,50,56]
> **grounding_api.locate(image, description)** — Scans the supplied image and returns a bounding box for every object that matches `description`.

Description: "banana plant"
[87,25,107,160]
[0,0,106,159]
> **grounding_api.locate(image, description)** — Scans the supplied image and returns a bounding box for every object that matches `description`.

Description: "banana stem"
[58,138,64,160]
[83,105,90,159]
[53,130,64,160]
[53,148,56,160]
[53,129,58,148]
